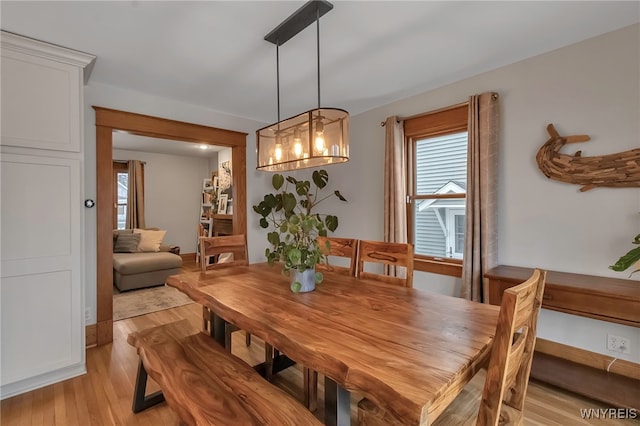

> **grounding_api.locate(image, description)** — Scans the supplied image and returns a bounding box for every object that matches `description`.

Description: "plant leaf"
[325,215,339,232]
[267,231,280,247]
[313,170,328,189]
[334,190,347,202]
[259,217,269,228]
[265,193,278,209]
[609,246,640,272]
[286,176,298,185]
[287,247,302,265]
[272,174,284,190]
[283,192,297,213]
[296,180,311,196]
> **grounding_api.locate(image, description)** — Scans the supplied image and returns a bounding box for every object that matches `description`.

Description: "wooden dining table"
[166,263,500,426]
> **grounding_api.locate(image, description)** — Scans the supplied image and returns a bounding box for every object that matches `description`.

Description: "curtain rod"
[380,99,475,127]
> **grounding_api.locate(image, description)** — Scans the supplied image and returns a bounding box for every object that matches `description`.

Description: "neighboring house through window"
[405,103,468,276]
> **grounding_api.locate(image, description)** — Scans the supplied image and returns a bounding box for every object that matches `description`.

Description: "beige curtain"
[383,116,407,277]
[126,160,146,229]
[461,92,499,302]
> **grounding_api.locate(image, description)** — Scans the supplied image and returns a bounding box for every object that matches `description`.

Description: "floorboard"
[2,303,638,425]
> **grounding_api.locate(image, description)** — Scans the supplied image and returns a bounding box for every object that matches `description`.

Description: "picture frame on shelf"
[203,178,213,190]
[217,194,228,214]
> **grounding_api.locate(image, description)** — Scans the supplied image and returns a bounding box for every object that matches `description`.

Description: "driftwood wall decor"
[536,124,640,192]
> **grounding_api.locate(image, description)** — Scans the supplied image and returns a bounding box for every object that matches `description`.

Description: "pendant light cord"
[316,7,321,110]
[276,41,281,124]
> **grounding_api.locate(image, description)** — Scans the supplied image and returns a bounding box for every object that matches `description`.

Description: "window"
[405,103,468,276]
[113,162,128,229]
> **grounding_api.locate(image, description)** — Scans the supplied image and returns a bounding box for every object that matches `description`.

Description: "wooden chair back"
[356,240,414,288]
[199,234,248,271]
[316,236,358,276]
[477,268,547,425]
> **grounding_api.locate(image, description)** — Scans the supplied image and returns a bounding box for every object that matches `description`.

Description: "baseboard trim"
[0,363,86,400]
[181,252,195,262]
[86,324,97,348]
[535,338,639,380]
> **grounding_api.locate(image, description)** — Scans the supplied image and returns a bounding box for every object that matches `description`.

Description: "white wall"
[83,25,639,363]
[330,24,640,362]
[112,149,210,251]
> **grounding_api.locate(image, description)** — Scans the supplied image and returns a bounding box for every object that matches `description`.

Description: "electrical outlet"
[607,334,631,354]
[85,307,91,322]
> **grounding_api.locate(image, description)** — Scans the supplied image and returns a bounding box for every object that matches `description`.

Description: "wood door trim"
[94,106,248,345]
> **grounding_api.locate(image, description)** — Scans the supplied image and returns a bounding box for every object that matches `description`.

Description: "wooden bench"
[127,319,322,426]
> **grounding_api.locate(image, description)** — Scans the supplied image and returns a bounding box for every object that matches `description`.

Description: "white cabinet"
[0,31,95,399]
[1,32,91,152]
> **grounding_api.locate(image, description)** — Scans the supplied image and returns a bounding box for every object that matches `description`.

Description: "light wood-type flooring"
[2,302,638,425]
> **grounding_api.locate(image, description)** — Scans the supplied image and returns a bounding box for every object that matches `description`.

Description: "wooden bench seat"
[127,319,321,426]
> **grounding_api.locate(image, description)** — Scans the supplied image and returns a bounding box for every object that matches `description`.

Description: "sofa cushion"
[114,233,141,253]
[134,229,167,252]
[113,252,183,275]
[113,228,134,248]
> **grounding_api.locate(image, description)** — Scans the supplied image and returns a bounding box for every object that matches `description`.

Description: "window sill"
[414,257,462,277]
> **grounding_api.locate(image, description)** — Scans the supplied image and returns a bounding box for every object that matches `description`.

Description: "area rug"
[113,285,194,321]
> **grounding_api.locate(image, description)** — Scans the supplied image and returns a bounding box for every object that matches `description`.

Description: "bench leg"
[132,359,165,413]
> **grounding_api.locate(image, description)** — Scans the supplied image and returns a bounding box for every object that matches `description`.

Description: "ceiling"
[2,1,638,127]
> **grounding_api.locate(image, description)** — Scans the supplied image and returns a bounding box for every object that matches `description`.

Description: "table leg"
[212,313,226,347]
[324,376,351,426]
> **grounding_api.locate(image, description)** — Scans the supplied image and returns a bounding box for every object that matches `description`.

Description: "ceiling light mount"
[257,0,349,172]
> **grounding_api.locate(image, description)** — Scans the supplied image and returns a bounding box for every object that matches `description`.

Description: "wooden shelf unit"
[486,265,640,327]
[485,265,640,410]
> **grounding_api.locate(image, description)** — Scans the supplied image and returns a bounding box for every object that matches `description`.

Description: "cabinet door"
[0,153,84,398]
[1,48,83,152]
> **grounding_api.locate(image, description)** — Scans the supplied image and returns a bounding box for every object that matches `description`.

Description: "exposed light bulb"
[293,128,303,158]
[275,143,283,161]
[315,119,325,152]
[294,141,302,158]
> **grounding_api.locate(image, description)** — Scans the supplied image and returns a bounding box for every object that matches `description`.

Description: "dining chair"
[358,268,547,426]
[199,234,252,347]
[302,236,359,412]
[356,239,414,288]
[316,236,359,276]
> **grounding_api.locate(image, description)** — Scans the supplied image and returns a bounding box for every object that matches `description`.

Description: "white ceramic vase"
[291,267,316,293]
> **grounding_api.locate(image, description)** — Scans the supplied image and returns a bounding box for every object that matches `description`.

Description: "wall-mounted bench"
[485,265,640,410]
[127,319,322,425]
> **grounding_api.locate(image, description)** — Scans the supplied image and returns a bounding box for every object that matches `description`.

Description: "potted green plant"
[609,232,640,277]
[253,169,347,292]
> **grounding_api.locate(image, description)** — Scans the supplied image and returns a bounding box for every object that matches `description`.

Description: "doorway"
[94,107,248,345]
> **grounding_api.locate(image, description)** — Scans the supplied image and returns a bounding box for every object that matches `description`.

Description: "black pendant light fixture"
[256,0,350,172]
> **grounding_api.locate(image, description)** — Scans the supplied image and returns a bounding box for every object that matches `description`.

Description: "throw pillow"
[134,229,167,252]
[113,233,141,253]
